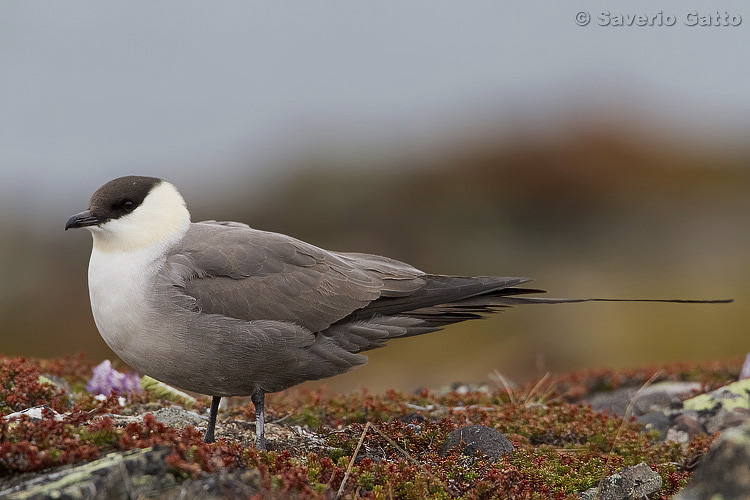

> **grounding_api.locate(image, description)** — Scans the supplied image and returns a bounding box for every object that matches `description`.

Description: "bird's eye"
[122,200,135,211]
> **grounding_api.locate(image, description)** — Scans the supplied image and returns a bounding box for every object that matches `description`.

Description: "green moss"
[509,447,605,493]
[75,426,119,448]
[288,405,323,429]
[358,470,376,490]
[45,448,62,461]
[306,455,322,483]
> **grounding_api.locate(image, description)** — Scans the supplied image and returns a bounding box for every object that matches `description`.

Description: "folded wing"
[162,221,538,339]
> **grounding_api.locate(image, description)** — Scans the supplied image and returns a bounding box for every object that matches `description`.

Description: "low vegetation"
[0,354,740,499]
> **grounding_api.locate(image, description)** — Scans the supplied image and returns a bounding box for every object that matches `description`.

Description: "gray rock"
[675,420,750,500]
[587,382,700,417]
[440,425,514,460]
[154,469,262,500]
[660,403,750,444]
[587,388,637,416]
[664,411,704,444]
[153,407,207,428]
[636,411,670,438]
[579,462,662,500]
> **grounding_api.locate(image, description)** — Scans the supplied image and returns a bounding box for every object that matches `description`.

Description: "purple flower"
[86,360,142,395]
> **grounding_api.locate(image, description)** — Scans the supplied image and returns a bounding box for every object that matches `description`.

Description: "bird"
[65,176,731,449]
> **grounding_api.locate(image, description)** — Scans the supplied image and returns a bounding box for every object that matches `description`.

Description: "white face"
[89,181,191,253]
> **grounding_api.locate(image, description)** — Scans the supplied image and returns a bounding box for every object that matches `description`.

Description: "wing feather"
[161,222,536,353]
[162,222,427,332]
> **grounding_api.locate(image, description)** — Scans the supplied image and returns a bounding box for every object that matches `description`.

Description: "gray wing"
[161,221,429,332]
[163,222,536,336]
[156,221,538,393]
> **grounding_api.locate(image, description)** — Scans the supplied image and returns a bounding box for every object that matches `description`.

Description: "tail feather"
[329,274,732,351]
[493,296,734,305]
[400,294,732,332]
[355,274,732,332]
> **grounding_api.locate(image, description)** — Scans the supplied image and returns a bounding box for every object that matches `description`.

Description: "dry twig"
[336,422,371,500]
[596,371,663,496]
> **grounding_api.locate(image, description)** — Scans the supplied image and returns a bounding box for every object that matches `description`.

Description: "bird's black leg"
[204,395,221,443]
[251,388,266,450]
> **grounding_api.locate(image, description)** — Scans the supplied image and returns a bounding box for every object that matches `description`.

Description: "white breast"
[88,245,165,359]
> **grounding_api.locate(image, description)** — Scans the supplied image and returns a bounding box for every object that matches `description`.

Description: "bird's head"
[65,176,191,253]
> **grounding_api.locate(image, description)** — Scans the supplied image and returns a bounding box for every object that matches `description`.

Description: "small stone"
[398,413,425,424]
[637,411,670,439]
[4,405,65,422]
[666,428,690,445]
[152,406,206,428]
[440,425,514,460]
[671,413,704,437]
[398,413,424,434]
[579,462,662,500]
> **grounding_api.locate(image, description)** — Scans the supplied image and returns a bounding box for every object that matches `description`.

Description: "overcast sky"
[1,1,748,216]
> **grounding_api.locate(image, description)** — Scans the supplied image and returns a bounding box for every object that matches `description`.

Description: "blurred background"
[1,2,747,393]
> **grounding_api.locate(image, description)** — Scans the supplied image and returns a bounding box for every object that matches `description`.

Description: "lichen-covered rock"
[1,447,174,500]
[1,445,266,500]
[579,462,662,500]
[631,380,750,444]
[675,420,750,500]
[682,379,750,412]
[440,425,514,460]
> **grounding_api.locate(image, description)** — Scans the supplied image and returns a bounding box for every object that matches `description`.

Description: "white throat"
[87,181,191,254]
